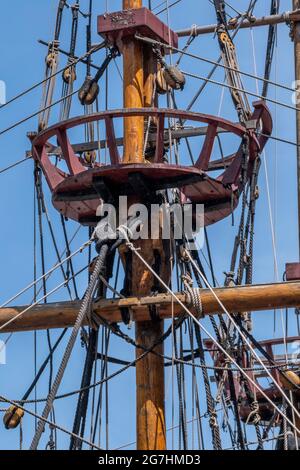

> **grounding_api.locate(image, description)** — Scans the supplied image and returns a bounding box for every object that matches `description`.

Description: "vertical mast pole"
[123,0,144,162]
[293,0,300,256]
[122,0,167,450]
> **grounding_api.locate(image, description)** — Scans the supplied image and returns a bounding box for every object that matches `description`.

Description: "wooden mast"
[122,0,167,450]
[123,0,144,163]
[293,0,300,257]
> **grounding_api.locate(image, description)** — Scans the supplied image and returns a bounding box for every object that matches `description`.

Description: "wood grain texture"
[122,0,166,451]
[2,282,300,332]
[122,0,144,163]
[133,238,169,450]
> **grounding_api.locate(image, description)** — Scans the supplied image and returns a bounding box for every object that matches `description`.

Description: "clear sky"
[0,0,299,450]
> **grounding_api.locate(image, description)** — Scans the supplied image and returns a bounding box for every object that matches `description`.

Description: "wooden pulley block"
[228,17,238,27]
[46,52,57,67]
[163,66,186,91]
[83,150,96,166]
[280,370,300,391]
[62,65,77,84]
[78,77,99,106]
[3,405,24,430]
[38,120,46,133]
[156,68,168,95]
[219,31,235,51]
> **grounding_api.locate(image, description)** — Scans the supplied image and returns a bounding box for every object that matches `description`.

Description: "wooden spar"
[122,0,166,451]
[293,1,300,257]
[176,9,300,37]
[1,281,300,333]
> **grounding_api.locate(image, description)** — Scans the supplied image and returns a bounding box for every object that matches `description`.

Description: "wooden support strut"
[1,281,300,333]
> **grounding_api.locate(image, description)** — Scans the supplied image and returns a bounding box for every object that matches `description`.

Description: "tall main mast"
[293,0,300,257]
[122,0,167,450]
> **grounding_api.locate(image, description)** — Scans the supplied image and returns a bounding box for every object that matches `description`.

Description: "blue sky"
[0,0,299,450]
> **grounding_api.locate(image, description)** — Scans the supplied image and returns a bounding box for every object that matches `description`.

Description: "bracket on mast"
[97,7,178,51]
[286,262,300,281]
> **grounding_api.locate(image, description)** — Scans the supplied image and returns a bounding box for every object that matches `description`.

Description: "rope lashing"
[250,404,261,427]
[209,409,219,429]
[191,24,198,38]
[182,275,205,319]
[246,400,261,425]
[87,220,142,330]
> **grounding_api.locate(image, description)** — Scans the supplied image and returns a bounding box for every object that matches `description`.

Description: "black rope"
[35,166,73,299]
[86,0,93,77]
[60,215,79,299]
[20,330,67,405]
[69,1,80,59]
[173,328,188,449]
[54,0,69,41]
[70,328,98,450]
[262,1,280,98]
[194,322,222,450]
[70,246,115,449]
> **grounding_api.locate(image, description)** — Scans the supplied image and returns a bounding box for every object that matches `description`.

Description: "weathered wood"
[132,238,169,451]
[122,0,166,451]
[122,0,144,163]
[28,125,229,159]
[1,281,300,333]
[293,1,300,257]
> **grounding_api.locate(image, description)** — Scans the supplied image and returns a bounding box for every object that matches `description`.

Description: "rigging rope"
[70,247,115,450]
[0,393,103,450]
[0,264,89,333]
[118,232,300,436]
[30,241,110,449]
[186,251,300,416]
[59,1,80,120]
[38,0,69,130]
[213,0,251,123]
[135,35,295,94]
[0,42,105,112]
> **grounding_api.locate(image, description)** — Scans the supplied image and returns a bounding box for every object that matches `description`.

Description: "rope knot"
[183,278,204,319]
[191,24,198,37]
[246,400,261,425]
[209,410,218,429]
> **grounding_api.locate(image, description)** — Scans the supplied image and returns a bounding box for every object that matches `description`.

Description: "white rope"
[32,225,82,302]
[0,394,102,450]
[0,263,89,332]
[120,233,300,436]
[0,225,82,353]
[0,236,90,310]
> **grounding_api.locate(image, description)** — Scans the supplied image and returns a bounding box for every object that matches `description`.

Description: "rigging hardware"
[78,47,119,105]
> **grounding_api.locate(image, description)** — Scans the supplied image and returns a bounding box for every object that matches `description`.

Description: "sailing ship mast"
[292,0,300,256]
[122,0,167,450]
[2,0,300,451]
